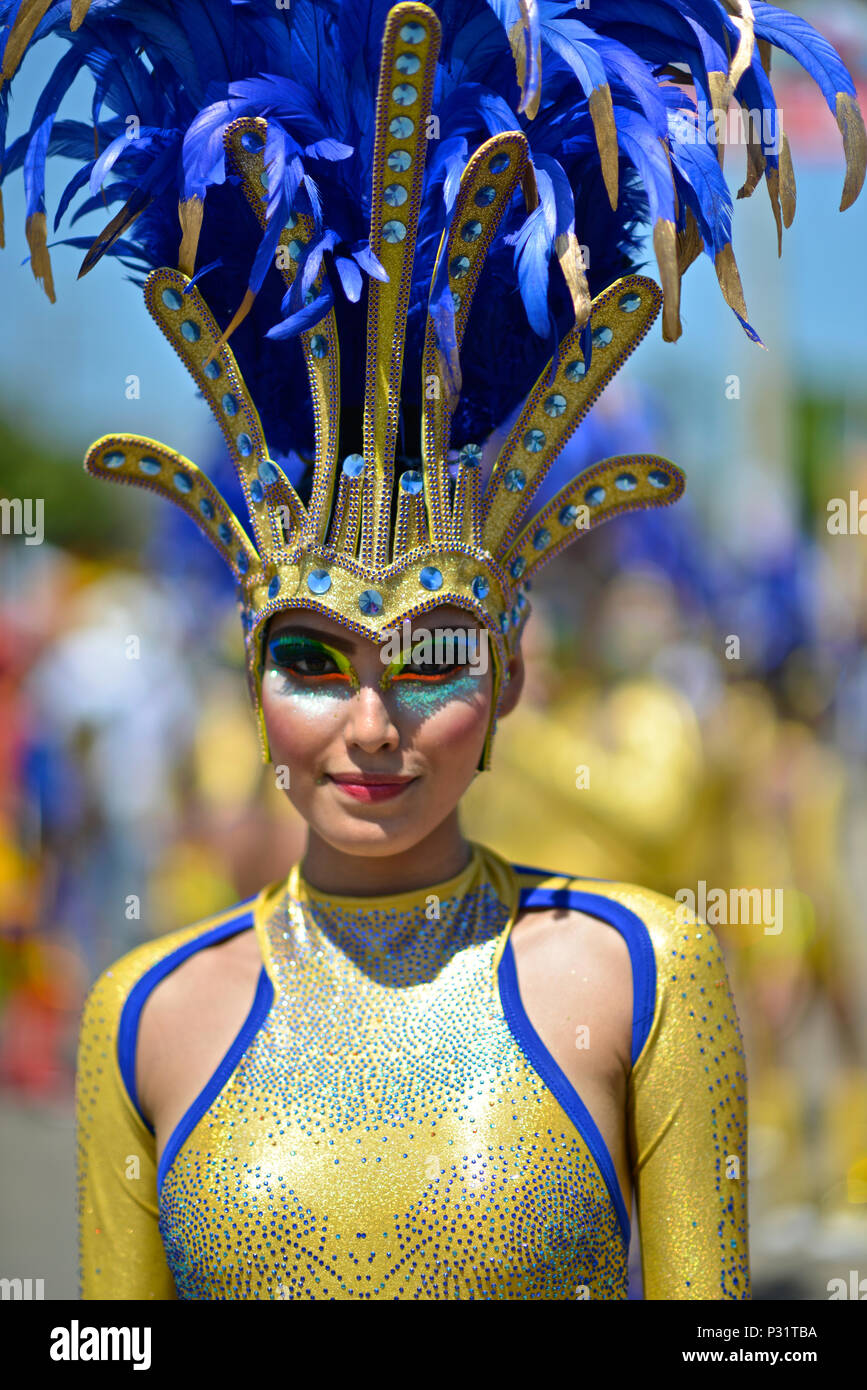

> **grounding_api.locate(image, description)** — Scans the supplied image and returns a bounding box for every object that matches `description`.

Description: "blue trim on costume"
[157,963,274,1196]
[496,885,659,1254]
[117,903,257,1135]
[515,886,656,1064]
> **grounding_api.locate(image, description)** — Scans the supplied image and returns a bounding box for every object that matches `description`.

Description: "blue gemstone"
[383,183,408,207]
[450,254,470,279]
[161,287,183,311]
[615,473,637,491]
[103,451,125,469]
[180,319,200,342]
[459,443,482,468]
[237,433,253,457]
[392,83,417,106]
[310,334,328,358]
[510,556,526,579]
[399,21,425,42]
[419,566,443,591]
[387,149,412,172]
[511,607,520,627]
[237,550,249,575]
[342,453,365,479]
[475,184,496,206]
[565,359,586,381]
[308,569,332,595]
[585,485,606,506]
[138,457,161,476]
[619,291,642,313]
[592,325,613,347]
[259,460,279,486]
[250,480,264,503]
[222,392,238,416]
[472,575,489,600]
[218,523,232,543]
[285,213,298,231]
[559,503,579,525]
[259,170,270,189]
[395,52,421,75]
[489,152,510,174]
[544,393,567,417]
[173,471,192,494]
[523,428,545,453]
[204,359,221,380]
[268,575,281,599]
[359,589,383,616]
[451,291,462,310]
[648,469,670,488]
[287,239,303,261]
[532,528,550,550]
[461,220,482,243]
[382,220,406,243]
[240,131,264,152]
[516,591,527,611]
[504,468,526,492]
[389,116,414,138]
[199,498,215,520]
[400,469,423,494]
[499,612,509,633]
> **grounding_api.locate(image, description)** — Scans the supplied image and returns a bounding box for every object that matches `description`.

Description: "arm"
[76,966,177,1300]
[627,904,750,1299]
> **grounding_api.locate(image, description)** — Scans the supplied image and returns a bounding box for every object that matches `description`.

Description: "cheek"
[393,674,491,754]
[261,675,350,764]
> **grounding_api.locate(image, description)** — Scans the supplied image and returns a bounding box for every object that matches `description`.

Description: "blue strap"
[117,904,257,1133]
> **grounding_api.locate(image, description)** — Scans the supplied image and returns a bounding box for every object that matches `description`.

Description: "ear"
[497,647,525,718]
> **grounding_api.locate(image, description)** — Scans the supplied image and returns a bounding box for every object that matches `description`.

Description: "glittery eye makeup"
[266,632,359,697]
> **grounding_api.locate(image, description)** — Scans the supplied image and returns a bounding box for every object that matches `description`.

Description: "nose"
[343,683,401,754]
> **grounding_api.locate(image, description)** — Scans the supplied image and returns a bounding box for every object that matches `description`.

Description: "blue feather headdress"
[0,0,863,767]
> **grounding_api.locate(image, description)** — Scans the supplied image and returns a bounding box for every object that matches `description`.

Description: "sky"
[0,31,865,483]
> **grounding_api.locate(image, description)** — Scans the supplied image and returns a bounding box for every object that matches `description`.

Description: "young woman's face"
[260,604,520,858]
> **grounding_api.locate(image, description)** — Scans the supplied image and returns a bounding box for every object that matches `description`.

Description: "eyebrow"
[267,623,357,654]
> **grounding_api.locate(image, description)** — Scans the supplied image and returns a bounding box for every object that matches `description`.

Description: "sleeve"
[626,901,750,1299]
[75,964,178,1300]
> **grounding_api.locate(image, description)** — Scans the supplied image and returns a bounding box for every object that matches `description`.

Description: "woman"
[4,0,860,1299]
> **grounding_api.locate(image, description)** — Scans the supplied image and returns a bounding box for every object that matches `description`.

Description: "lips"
[325,772,417,803]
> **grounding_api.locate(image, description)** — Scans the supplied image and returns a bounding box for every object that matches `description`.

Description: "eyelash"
[267,636,466,688]
[267,639,349,684]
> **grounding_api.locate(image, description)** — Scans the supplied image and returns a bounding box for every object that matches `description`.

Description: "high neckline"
[289,841,483,913]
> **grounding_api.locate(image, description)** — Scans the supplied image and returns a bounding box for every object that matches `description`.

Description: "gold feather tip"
[554,230,591,330]
[508,9,541,120]
[204,288,257,368]
[588,85,619,210]
[714,243,749,323]
[721,0,756,100]
[178,196,204,277]
[654,219,681,343]
[70,0,93,31]
[765,166,783,257]
[0,0,52,86]
[25,211,55,303]
[779,131,796,228]
[836,93,867,212]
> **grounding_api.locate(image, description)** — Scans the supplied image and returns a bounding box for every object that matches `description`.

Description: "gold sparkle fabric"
[76,843,749,1299]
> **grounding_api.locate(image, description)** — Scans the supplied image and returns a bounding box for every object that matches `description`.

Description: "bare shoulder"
[135,927,262,1127]
[510,904,634,1076]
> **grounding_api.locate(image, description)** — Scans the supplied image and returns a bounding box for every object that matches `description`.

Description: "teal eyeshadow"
[388,670,482,718]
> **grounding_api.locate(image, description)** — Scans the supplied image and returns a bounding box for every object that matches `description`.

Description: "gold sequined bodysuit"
[76,843,749,1299]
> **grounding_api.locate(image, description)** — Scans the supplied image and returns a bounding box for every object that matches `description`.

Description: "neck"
[300,811,472,898]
